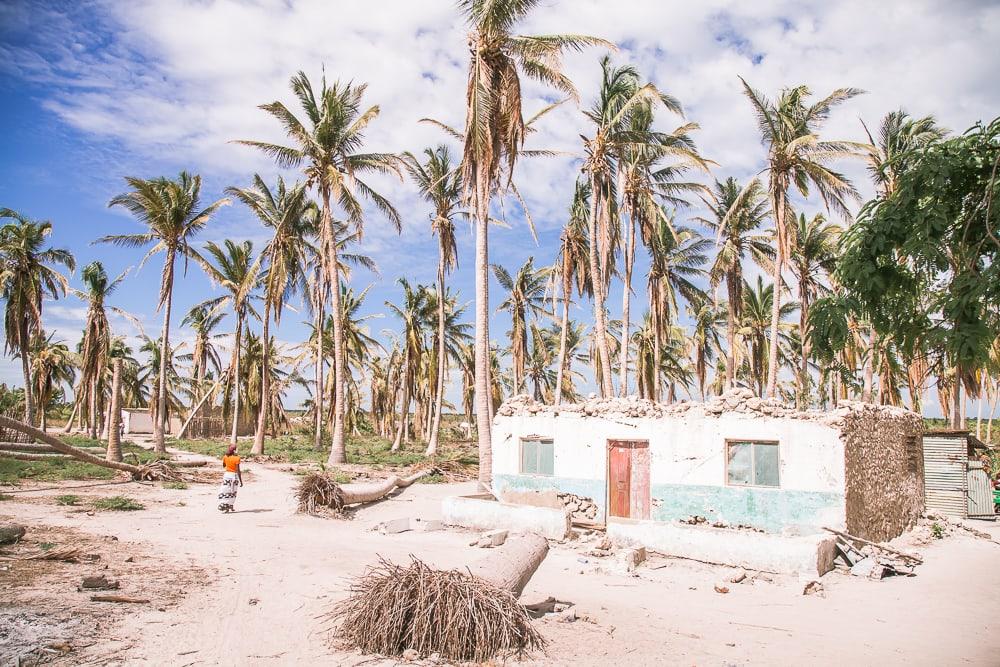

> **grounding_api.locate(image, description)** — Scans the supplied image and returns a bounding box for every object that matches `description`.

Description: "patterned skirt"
[218,471,239,512]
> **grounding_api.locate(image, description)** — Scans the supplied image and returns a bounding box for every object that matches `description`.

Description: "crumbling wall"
[839,402,925,542]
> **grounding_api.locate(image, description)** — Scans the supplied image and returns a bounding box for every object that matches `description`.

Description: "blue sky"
[2,0,999,415]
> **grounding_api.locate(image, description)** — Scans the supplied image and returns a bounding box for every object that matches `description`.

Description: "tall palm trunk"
[229,315,243,446]
[976,368,985,439]
[587,174,614,396]
[951,369,963,429]
[88,377,99,439]
[322,190,349,466]
[426,254,447,456]
[153,250,176,452]
[313,283,325,451]
[20,319,35,426]
[797,283,811,409]
[725,269,740,389]
[764,186,786,399]
[618,212,636,396]
[474,184,493,487]
[252,299,272,456]
[554,273,571,406]
[862,332,876,403]
[392,346,411,451]
[107,358,123,463]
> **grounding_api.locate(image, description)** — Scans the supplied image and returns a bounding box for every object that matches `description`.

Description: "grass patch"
[0,493,12,501]
[55,494,81,506]
[417,473,446,484]
[92,496,144,511]
[39,542,55,551]
[163,481,188,490]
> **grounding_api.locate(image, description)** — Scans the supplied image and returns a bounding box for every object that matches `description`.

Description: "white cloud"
[3,0,998,414]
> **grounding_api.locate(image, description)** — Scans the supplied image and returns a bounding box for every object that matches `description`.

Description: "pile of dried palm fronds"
[331,556,545,662]
[296,472,344,515]
[412,459,475,482]
[133,460,193,482]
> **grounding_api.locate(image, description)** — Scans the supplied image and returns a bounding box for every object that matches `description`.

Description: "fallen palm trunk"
[0,415,189,481]
[332,533,548,662]
[0,442,62,453]
[466,532,549,597]
[0,451,71,462]
[297,469,432,515]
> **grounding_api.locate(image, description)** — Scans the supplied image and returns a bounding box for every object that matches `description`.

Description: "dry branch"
[89,595,150,603]
[0,546,81,562]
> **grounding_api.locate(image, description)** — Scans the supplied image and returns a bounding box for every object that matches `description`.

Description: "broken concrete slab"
[479,529,508,547]
[376,518,411,535]
[412,519,444,532]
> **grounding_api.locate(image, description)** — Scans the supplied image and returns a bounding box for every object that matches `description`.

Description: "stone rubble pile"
[496,388,922,428]
[557,492,599,522]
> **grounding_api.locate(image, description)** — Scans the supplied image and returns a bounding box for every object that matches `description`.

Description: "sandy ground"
[3,446,1000,666]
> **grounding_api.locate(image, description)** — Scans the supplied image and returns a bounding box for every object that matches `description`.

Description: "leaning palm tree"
[196,239,259,446]
[698,177,773,389]
[30,332,75,432]
[72,262,130,439]
[740,79,863,398]
[493,258,551,396]
[456,0,607,483]
[739,276,799,396]
[225,175,316,455]
[0,209,75,425]
[401,145,463,455]
[552,180,592,404]
[787,213,841,407]
[99,172,228,451]
[238,72,401,466]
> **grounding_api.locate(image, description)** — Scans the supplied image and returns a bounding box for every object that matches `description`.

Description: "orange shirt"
[223,455,240,473]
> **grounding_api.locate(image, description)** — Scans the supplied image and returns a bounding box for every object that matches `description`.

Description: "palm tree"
[739,276,798,396]
[580,56,679,397]
[238,72,401,466]
[30,332,75,432]
[225,175,316,455]
[740,79,862,398]
[137,336,187,430]
[0,209,75,425]
[456,0,607,483]
[197,239,259,446]
[179,303,226,428]
[787,213,841,407]
[688,297,725,399]
[99,172,227,451]
[860,110,946,410]
[552,180,592,404]
[387,279,428,451]
[493,258,551,396]
[645,219,709,400]
[616,96,707,396]
[700,177,773,390]
[401,145,463,455]
[72,262,129,439]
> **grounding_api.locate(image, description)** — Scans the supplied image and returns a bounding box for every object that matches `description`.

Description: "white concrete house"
[453,390,926,574]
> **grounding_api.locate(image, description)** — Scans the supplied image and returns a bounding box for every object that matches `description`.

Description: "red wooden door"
[608,440,650,520]
[608,442,632,518]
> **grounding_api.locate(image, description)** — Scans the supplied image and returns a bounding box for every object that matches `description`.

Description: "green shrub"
[92,496,144,511]
[163,481,188,490]
[55,494,81,506]
[931,522,945,539]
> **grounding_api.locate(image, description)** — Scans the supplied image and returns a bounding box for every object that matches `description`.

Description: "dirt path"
[4,449,1000,666]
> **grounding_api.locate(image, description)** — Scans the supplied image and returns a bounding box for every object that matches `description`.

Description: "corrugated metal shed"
[922,433,969,517]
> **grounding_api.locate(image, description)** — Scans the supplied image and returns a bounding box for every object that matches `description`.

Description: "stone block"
[378,518,411,534]
[413,519,444,532]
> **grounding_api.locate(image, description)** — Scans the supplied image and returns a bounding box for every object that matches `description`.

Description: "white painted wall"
[493,412,846,494]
